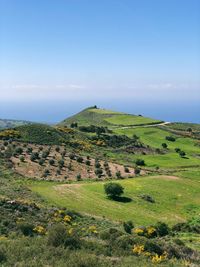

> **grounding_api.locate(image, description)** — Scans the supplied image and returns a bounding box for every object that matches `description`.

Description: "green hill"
[0,119,32,130]
[59,106,163,128]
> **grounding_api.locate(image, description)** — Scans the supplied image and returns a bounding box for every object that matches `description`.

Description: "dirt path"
[120,121,171,129]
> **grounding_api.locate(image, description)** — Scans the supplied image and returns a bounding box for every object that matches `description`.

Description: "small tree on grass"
[104,182,124,199]
[179,151,186,157]
[135,159,145,166]
[161,143,168,149]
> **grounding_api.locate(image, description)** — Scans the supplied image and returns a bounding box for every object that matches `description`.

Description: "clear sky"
[0,0,199,122]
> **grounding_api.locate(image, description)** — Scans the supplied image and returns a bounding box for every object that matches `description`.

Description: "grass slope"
[30,175,200,226]
[59,107,162,127]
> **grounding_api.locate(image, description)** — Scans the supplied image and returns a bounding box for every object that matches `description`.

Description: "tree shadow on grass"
[108,196,132,203]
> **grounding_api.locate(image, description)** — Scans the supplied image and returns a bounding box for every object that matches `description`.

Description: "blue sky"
[0,0,199,122]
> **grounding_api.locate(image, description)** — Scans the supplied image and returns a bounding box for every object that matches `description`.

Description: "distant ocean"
[0,99,199,124]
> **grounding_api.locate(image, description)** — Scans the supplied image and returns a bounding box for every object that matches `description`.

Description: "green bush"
[123,221,134,234]
[155,222,170,236]
[48,224,68,247]
[0,248,6,263]
[18,222,34,236]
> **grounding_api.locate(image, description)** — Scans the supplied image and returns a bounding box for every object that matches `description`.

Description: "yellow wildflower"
[132,244,145,255]
[63,215,72,223]
[133,228,144,235]
[68,228,73,235]
[33,225,46,235]
[147,226,156,236]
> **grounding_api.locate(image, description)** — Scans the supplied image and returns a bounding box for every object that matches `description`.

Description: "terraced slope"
[59,107,162,127]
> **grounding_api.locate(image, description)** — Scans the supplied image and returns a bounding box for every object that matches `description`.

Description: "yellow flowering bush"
[33,225,46,235]
[147,226,157,237]
[132,244,145,255]
[151,252,167,264]
[63,215,72,223]
[133,228,144,235]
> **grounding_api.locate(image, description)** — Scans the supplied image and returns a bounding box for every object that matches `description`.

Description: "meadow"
[30,174,200,226]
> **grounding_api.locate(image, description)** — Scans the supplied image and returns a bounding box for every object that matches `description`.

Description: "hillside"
[59,106,163,127]
[0,107,200,266]
[0,119,32,130]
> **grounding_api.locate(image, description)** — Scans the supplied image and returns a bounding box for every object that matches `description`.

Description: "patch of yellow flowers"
[133,228,144,235]
[151,252,168,264]
[33,225,46,235]
[133,244,167,264]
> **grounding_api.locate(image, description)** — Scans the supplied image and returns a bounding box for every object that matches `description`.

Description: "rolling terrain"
[0,106,200,266]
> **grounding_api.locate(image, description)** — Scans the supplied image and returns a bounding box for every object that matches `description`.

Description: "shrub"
[85,160,90,166]
[95,168,103,177]
[15,147,23,155]
[175,148,181,153]
[179,151,186,157]
[123,221,134,234]
[77,156,83,163]
[104,183,124,199]
[162,143,168,149]
[139,194,155,203]
[134,167,141,175]
[115,171,122,179]
[42,151,49,158]
[95,162,101,168]
[39,159,45,166]
[99,228,124,241]
[135,159,145,166]
[18,222,34,236]
[26,147,33,154]
[124,166,129,173]
[58,159,65,168]
[144,240,163,255]
[19,156,25,162]
[49,159,55,166]
[166,136,176,142]
[48,224,67,247]
[30,152,39,161]
[155,222,170,237]
[55,146,60,152]
[0,248,6,263]
[69,153,75,160]
[76,174,81,181]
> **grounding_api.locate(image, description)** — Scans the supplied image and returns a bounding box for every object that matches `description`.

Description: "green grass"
[30,175,200,226]
[107,151,200,169]
[173,168,200,182]
[166,122,200,132]
[104,114,161,126]
[114,127,200,154]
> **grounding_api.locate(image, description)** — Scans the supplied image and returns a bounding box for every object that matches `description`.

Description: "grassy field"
[107,151,200,169]
[114,127,200,153]
[30,175,200,226]
[104,114,161,126]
